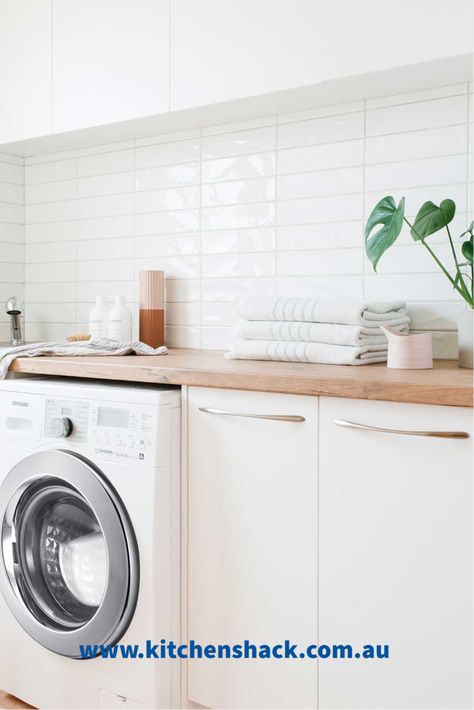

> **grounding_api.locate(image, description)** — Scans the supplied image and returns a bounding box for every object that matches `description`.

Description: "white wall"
[22,82,473,356]
[0,152,24,342]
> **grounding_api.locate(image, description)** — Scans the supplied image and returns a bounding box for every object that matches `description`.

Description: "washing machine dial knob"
[51,416,73,438]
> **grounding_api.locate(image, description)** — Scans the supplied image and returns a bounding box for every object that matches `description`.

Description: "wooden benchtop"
[10,349,473,407]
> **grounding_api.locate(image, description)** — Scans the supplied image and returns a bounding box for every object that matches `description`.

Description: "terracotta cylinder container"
[139,270,165,348]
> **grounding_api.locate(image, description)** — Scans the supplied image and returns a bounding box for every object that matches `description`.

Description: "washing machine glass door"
[0,449,139,658]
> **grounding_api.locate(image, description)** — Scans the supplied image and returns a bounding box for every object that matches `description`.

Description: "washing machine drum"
[0,450,139,658]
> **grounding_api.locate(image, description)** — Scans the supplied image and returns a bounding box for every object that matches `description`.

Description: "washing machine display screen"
[97,407,130,429]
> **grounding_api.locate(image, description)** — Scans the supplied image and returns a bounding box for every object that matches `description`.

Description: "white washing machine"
[0,377,181,710]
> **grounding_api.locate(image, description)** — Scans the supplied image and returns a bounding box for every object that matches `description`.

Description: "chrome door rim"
[0,449,139,658]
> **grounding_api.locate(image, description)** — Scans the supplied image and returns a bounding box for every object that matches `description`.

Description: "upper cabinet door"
[0,0,52,144]
[170,0,323,111]
[322,0,473,80]
[52,0,169,133]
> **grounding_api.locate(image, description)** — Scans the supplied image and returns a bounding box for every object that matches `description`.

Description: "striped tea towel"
[0,338,167,379]
[239,297,409,327]
[234,319,409,346]
[225,340,387,365]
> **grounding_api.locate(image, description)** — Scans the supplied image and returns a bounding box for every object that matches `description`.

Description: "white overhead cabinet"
[170,0,323,111]
[318,397,473,709]
[0,0,52,143]
[322,0,473,80]
[185,387,318,709]
[52,0,170,132]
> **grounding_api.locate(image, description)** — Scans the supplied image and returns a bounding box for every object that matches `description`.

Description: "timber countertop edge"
[10,349,474,407]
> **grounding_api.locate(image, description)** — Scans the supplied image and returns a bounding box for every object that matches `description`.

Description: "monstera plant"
[365,197,473,367]
[365,196,473,306]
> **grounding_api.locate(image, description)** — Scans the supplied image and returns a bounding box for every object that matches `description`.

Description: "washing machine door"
[0,449,139,658]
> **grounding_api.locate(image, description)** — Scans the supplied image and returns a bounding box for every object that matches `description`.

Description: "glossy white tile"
[278,111,364,149]
[202,177,275,206]
[202,203,275,230]
[135,209,199,235]
[77,215,133,240]
[366,95,467,136]
[202,253,275,278]
[202,228,275,254]
[202,126,276,159]
[26,158,74,185]
[77,149,133,177]
[202,153,276,183]
[135,163,199,191]
[366,124,468,164]
[77,171,133,198]
[135,233,199,257]
[279,139,364,174]
[278,166,363,199]
[278,222,363,250]
[135,139,200,169]
[135,185,199,213]
[279,194,363,225]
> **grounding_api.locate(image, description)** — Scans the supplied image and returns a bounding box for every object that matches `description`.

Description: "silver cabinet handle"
[198,407,305,423]
[333,418,470,439]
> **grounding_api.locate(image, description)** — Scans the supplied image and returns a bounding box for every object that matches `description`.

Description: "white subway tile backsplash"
[278,248,362,276]
[0,161,23,185]
[135,163,199,191]
[278,166,363,199]
[26,241,75,264]
[77,237,133,261]
[279,194,363,225]
[77,215,133,240]
[202,153,276,183]
[76,193,133,220]
[77,171,133,198]
[278,222,363,250]
[202,228,275,254]
[25,200,75,224]
[0,182,24,204]
[365,155,467,191]
[135,209,199,235]
[26,158,74,184]
[278,139,364,174]
[26,179,75,204]
[366,124,467,164]
[77,149,133,177]
[202,126,276,159]
[134,256,199,279]
[278,111,364,149]
[135,233,199,258]
[135,139,200,169]
[0,222,23,243]
[202,203,275,230]
[366,95,467,136]
[202,253,275,278]
[201,177,275,207]
[18,83,471,351]
[134,185,200,213]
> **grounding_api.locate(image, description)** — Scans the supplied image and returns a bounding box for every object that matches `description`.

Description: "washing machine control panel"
[90,403,158,464]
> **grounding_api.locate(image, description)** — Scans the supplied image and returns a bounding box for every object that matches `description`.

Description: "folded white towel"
[0,338,167,379]
[239,297,408,326]
[225,340,387,366]
[234,319,409,346]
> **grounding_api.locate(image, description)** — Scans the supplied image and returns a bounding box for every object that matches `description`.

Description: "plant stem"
[403,217,472,304]
[444,222,471,301]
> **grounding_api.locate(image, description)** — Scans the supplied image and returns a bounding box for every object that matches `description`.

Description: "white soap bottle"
[108,295,132,342]
[89,296,108,339]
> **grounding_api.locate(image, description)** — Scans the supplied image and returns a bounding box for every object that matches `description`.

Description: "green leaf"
[410,199,456,241]
[365,196,405,271]
[462,236,473,263]
[460,220,474,238]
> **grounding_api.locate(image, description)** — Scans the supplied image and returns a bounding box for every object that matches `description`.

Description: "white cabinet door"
[170,0,323,111]
[52,0,169,133]
[319,397,473,709]
[0,0,52,143]
[322,0,473,80]
[186,387,318,709]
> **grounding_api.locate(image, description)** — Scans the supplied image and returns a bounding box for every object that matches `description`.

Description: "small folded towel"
[234,319,409,346]
[239,297,408,327]
[0,338,167,380]
[225,340,388,366]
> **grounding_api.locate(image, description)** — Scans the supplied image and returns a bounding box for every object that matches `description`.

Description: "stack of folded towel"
[225,297,410,366]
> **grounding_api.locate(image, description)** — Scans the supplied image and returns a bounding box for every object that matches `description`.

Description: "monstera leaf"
[365,196,405,271]
[462,235,473,263]
[410,199,455,241]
